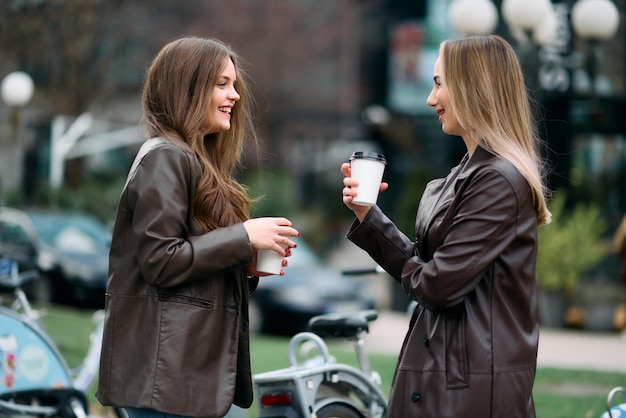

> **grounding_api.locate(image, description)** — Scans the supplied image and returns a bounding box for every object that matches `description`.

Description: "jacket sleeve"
[402,166,529,310]
[346,206,415,281]
[125,144,254,288]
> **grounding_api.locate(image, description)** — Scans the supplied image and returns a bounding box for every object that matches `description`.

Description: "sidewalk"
[365,310,626,373]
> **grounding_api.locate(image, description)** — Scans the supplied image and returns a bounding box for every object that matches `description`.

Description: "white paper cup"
[349,151,386,206]
[256,247,286,275]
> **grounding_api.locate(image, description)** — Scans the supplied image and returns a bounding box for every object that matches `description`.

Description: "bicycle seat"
[308,310,378,339]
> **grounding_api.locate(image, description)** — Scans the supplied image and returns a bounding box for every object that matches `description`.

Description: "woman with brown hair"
[341,34,550,417]
[97,37,299,418]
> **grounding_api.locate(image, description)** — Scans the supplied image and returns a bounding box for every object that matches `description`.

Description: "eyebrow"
[218,75,234,81]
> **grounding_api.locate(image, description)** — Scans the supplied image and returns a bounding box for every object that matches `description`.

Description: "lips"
[436,109,444,122]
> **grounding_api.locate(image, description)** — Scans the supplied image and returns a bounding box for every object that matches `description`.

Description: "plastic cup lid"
[350,151,386,163]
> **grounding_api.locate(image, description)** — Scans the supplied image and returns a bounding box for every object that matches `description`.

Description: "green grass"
[37,305,626,418]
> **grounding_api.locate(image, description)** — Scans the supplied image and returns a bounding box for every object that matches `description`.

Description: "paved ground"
[365,310,626,373]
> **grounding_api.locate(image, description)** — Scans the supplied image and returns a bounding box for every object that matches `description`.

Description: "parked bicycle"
[0,257,124,418]
[253,308,388,418]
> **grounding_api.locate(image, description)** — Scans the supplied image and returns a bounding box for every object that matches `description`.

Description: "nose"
[426,88,436,108]
[229,87,241,101]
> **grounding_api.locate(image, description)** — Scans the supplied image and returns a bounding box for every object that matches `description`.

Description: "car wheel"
[248,299,264,334]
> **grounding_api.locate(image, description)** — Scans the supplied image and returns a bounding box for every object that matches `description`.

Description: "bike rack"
[287,332,331,367]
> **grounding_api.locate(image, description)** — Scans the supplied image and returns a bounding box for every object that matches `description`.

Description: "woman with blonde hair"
[97,37,299,418]
[341,34,550,417]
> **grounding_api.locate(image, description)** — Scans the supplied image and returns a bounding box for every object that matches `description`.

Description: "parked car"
[249,239,376,335]
[0,206,111,308]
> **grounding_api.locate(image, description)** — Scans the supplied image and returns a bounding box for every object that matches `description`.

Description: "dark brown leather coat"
[348,147,539,417]
[96,137,258,418]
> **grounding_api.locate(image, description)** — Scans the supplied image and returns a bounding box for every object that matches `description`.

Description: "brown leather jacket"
[348,147,539,417]
[96,137,258,418]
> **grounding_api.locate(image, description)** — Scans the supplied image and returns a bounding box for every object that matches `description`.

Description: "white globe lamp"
[533,7,558,46]
[1,71,34,108]
[502,0,553,31]
[571,0,620,41]
[448,0,499,35]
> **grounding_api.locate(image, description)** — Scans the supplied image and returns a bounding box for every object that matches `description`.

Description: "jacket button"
[411,392,421,402]
[423,336,429,347]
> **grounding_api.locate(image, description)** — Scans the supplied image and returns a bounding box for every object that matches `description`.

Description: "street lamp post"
[1,71,34,201]
[1,71,34,139]
[570,0,621,103]
[447,0,623,208]
[448,0,621,96]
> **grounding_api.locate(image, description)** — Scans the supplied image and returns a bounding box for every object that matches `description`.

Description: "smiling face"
[202,58,241,135]
[426,57,466,139]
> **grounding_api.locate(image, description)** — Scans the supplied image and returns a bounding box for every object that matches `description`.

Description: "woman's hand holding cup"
[341,157,388,223]
[243,217,299,276]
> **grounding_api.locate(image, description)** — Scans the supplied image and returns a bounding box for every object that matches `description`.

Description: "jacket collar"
[457,145,496,181]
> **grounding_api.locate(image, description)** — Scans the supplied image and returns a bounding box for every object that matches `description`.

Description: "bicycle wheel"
[316,403,363,418]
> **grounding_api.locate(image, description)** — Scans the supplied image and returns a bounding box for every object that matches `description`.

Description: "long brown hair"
[440,34,551,226]
[141,37,257,230]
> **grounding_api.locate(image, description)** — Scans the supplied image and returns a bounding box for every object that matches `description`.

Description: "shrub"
[536,191,608,293]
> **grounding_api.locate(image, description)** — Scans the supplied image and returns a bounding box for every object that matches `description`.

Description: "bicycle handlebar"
[341,265,385,276]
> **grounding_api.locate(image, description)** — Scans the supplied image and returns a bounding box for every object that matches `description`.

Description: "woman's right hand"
[341,163,388,222]
[243,217,299,256]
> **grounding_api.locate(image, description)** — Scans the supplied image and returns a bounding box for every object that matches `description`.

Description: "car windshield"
[29,212,111,254]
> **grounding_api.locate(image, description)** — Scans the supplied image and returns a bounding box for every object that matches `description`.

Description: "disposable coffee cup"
[349,151,386,206]
[256,247,286,275]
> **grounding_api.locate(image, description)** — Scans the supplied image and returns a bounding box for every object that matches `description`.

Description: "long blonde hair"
[141,37,257,230]
[440,35,551,225]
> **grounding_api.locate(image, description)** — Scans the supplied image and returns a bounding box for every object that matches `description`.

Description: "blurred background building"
[0,0,624,315]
